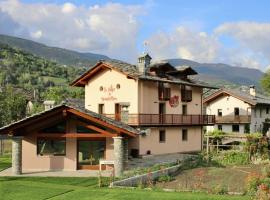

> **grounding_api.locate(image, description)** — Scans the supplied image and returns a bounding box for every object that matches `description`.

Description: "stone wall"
[110,163,182,187]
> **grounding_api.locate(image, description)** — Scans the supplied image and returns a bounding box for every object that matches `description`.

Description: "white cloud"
[214,22,270,69]
[147,22,270,70]
[30,30,42,39]
[62,2,76,14]
[0,0,143,61]
[1,1,270,70]
[147,26,220,63]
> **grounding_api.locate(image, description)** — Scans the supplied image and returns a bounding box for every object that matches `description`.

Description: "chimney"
[137,53,152,74]
[43,100,55,111]
[249,85,256,96]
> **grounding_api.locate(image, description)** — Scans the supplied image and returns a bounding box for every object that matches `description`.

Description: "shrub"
[245,173,261,195]
[157,175,174,182]
[211,184,228,195]
[212,150,250,166]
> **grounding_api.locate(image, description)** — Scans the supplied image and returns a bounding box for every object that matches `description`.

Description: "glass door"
[78,140,105,170]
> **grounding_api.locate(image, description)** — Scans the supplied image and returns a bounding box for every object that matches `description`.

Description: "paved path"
[128,153,194,169]
[0,153,195,177]
[0,168,113,177]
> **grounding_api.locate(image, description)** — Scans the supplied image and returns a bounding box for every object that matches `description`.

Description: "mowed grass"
[0,155,250,200]
[0,154,11,171]
[0,176,250,200]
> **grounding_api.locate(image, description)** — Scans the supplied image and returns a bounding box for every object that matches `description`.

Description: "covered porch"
[0,103,138,177]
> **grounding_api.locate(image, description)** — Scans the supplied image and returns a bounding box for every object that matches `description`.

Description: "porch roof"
[0,98,139,137]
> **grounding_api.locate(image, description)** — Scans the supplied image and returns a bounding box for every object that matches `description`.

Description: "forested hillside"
[0,43,85,126]
[0,34,109,66]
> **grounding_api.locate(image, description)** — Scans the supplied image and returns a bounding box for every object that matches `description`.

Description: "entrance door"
[115,103,121,121]
[77,140,106,170]
[159,103,165,123]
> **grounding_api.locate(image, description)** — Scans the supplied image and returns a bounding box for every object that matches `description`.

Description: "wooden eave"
[70,62,137,87]
[0,105,137,138]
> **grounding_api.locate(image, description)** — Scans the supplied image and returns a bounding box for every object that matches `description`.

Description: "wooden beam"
[1,107,64,134]
[67,108,136,137]
[35,133,112,138]
[76,121,117,137]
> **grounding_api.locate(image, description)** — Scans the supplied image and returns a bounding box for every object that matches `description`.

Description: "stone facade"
[12,137,22,175]
[113,136,124,177]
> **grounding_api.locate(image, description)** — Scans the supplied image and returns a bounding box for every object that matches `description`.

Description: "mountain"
[165,58,264,88]
[0,34,109,66]
[0,34,264,88]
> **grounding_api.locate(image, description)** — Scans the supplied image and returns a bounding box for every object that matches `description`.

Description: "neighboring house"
[204,86,270,134]
[0,54,215,176]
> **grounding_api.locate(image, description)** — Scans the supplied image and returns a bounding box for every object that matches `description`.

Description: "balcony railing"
[215,115,251,124]
[105,114,215,126]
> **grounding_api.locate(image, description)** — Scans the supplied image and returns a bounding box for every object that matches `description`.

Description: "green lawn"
[0,155,250,200]
[0,155,11,171]
[0,176,250,200]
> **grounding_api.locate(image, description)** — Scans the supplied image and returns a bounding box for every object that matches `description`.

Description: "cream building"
[72,54,216,156]
[204,87,270,134]
[0,54,216,176]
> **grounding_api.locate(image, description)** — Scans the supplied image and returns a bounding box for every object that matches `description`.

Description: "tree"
[0,87,27,126]
[260,71,270,94]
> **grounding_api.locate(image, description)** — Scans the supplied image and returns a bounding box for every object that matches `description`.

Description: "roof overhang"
[203,89,256,105]
[0,105,138,137]
[70,61,137,87]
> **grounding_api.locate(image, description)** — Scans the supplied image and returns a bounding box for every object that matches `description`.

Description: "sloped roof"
[203,88,270,106]
[0,98,139,136]
[71,59,216,89]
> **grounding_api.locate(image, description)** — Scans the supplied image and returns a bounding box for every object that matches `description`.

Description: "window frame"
[217,109,222,117]
[159,130,166,143]
[98,104,105,114]
[182,105,187,115]
[232,124,240,132]
[234,107,240,116]
[182,129,188,141]
[37,138,66,156]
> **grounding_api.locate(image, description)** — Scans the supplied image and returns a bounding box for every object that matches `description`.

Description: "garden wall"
[110,163,183,187]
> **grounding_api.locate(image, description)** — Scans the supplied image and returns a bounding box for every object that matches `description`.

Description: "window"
[159,130,166,143]
[182,105,187,115]
[218,125,222,131]
[158,82,171,101]
[234,107,239,116]
[217,109,222,116]
[182,129,188,141]
[254,108,257,117]
[266,107,269,114]
[98,104,104,114]
[181,90,192,102]
[232,125,240,132]
[37,139,66,156]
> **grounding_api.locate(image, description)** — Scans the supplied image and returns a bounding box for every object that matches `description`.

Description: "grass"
[0,155,250,200]
[0,177,249,200]
[0,154,11,171]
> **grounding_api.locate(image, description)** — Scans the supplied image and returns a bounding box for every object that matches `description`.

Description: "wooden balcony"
[215,115,251,124]
[105,114,215,126]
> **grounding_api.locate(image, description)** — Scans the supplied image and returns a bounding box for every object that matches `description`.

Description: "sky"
[1,0,270,71]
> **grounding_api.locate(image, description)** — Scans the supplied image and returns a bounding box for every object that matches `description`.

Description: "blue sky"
[1,0,270,70]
